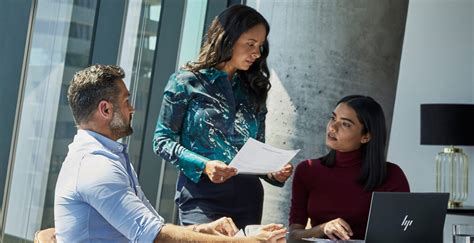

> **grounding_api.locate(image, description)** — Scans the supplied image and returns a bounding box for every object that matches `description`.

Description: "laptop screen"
[364,192,449,243]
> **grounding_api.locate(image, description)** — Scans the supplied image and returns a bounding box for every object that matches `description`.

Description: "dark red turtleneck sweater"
[289,149,410,240]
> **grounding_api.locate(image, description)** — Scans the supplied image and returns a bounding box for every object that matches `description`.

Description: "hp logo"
[401,215,413,231]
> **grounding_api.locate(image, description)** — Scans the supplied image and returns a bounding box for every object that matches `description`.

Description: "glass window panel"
[118,0,207,224]
[176,0,207,68]
[157,0,207,223]
[3,0,97,241]
[119,0,161,172]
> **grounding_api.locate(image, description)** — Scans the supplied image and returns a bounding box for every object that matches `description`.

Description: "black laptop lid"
[365,192,449,243]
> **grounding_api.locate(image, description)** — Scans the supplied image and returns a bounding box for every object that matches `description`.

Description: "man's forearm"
[155,224,261,243]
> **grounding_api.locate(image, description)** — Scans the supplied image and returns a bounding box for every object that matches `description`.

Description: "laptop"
[364,192,449,243]
[303,192,449,243]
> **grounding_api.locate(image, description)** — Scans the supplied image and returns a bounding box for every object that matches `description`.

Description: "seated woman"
[288,95,410,241]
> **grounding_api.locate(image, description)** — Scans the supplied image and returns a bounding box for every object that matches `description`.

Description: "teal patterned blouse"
[153,68,267,183]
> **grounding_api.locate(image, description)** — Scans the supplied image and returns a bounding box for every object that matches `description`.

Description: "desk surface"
[447,205,474,216]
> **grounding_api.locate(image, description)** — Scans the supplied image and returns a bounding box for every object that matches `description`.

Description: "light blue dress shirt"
[54,129,164,242]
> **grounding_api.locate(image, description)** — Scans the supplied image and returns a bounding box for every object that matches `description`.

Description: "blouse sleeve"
[289,161,310,226]
[153,73,209,183]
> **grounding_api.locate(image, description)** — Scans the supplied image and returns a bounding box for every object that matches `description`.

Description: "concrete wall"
[387,0,474,242]
[248,0,409,226]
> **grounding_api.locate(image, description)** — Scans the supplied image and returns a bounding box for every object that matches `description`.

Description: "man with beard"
[54,65,286,242]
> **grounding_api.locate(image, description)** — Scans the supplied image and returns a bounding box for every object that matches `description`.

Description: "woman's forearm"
[289,223,325,240]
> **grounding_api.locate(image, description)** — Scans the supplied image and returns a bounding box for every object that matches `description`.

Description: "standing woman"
[153,5,292,229]
[289,95,410,241]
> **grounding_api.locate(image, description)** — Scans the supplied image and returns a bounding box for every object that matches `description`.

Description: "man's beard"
[109,109,133,139]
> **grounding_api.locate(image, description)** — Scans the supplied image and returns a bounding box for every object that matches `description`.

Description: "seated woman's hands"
[195,217,239,236]
[268,163,293,183]
[205,160,237,183]
[323,218,353,240]
[253,224,287,243]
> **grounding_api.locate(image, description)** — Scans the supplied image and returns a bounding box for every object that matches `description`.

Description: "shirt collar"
[199,67,239,84]
[80,129,127,153]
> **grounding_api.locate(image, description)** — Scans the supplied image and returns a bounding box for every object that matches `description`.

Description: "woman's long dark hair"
[321,95,388,191]
[184,4,271,108]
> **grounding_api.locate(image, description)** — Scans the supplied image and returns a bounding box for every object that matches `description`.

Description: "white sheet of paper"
[234,229,245,237]
[234,225,264,237]
[229,138,300,174]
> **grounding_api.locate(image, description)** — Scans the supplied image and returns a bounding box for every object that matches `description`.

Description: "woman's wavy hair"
[184,4,271,108]
[321,95,388,191]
